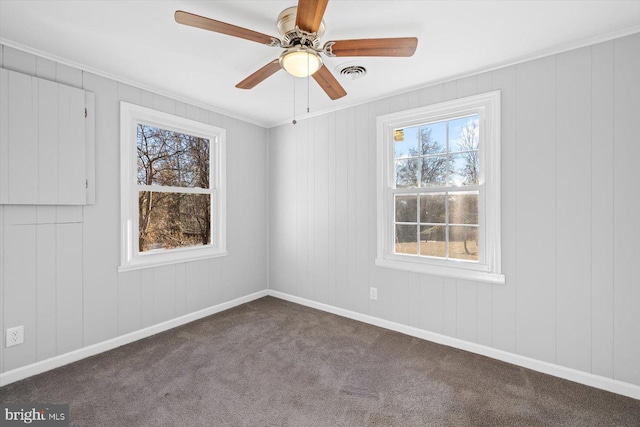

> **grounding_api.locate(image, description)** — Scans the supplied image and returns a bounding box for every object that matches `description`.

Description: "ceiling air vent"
[336,63,367,80]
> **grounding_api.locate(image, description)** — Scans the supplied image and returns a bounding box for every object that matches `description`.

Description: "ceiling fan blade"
[326,37,418,57]
[175,10,278,46]
[312,65,347,100]
[236,59,282,89]
[295,0,329,33]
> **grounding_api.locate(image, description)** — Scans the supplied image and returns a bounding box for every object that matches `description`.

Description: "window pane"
[448,226,479,261]
[448,192,479,225]
[139,191,211,252]
[395,159,419,188]
[449,115,479,153]
[420,193,446,223]
[395,195,417,223]
[420,122,446,156]
[419,225,446,257]
[420,155,447,187]
[137,124,210,189]
[394,126,418,159]
[395,224,418,254]
[450,152,479,186]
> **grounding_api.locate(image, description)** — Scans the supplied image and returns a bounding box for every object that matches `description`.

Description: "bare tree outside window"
[451,118,479,186]
[395,127,447,188]
[136,124,211,252]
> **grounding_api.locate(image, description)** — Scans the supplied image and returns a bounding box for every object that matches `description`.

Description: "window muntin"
[377,91,503,284]
[120,102,226,271]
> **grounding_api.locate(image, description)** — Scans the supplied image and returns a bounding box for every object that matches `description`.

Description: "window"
[376,91,503,284]
[119,102,226,271]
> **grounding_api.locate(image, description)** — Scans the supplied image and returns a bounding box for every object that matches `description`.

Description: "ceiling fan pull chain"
[292,77,297,125]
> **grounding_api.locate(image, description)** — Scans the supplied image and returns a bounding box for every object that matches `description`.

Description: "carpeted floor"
[1,296,639,426]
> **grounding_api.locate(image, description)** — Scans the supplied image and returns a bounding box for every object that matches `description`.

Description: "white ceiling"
[1,1,639,127]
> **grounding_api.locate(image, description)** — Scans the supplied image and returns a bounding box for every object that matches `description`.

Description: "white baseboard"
[0,289,268,387]
[267,290,640,400]
[3,288,638,400]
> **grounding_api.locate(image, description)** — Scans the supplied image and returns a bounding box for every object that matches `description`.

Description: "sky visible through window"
[394,115,479,187]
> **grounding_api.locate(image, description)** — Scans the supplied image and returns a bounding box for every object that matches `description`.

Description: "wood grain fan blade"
[312,65,347,100]
[295,0,329,33]
[236,60,282,89]
[328,37,418,57]
[175,10,277,45]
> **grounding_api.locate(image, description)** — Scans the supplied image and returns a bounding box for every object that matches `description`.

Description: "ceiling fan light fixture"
[279,47,323,78]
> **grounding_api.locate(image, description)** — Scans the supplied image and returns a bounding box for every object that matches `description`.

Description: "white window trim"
[376,91,504,284]
[119,102,227,272]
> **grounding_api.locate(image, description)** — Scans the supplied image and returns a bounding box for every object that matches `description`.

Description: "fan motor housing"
[277,6,325,49]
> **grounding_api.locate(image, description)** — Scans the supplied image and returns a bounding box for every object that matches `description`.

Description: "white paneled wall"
[612,35,640,386]
[0,45,269,374]
[268,33,640,387]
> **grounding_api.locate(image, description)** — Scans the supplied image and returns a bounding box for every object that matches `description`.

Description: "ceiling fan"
[175,0,418,100]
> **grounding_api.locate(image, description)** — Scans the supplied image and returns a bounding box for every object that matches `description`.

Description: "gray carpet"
[1,296,639,426]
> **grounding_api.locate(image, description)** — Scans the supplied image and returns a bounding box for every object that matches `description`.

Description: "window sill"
[118,249,228,273]
[375,257,505,285]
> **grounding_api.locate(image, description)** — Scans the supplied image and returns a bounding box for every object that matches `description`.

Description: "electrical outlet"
[370,287,378,301]
[6,326,24,348]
